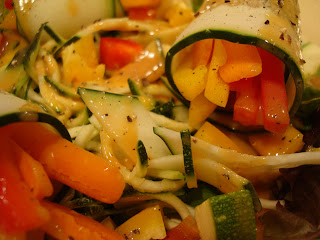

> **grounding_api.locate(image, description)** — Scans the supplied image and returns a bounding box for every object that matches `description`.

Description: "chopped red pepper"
[231,77,260,126]
[0,137,49,235]
[128,7,156,20]
[258,48,290,133]
[162,215,200,240]
[4,0,13,9]
[99,37,143,71]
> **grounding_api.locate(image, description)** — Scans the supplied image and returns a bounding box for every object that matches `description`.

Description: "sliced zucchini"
[135,140,149,178]
[0,47,28,94]
[181,129,197,188]
[78,88,171,164]
[195,190,256,240]
[0,90,71,141]
[43,76,79,99]
[13,0,115,41]
[153,126,183,155]
[295,42,320,120]
[23,23,45,82]
[172,105,189,123]
[147,168,185,181]
[165,1,304,117]
[152,126,261,211]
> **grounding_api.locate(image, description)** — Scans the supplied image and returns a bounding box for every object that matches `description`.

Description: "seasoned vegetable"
[0,0,319,239]
[165,0,304,133]
[1,122,125,204]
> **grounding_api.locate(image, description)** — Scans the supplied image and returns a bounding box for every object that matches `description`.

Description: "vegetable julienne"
[0,0,320,240]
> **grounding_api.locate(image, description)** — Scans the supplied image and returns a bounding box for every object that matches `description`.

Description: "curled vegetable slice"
[165,0,304,121]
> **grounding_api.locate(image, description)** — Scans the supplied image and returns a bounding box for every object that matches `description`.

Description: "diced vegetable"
[181,129,197,188]
[248,124,304,156]
[115,205,166,240]
[78,88,171,163]
[62,34,105,87]
[231,77,261,126]
[219,41,262,83]
[0,122,125,204]
[41,201,124,240]
[128,7,157,20]
[195,190,256,240]
[259,48,290,133]
[162,215,200,240]
[204,39,229,107]
[189,92,217,128]
[16,141,53,200]
[173,64,208,101]
[4,0,13,10]
[120,0,161,9]
[100,37,143,71]
[194,121,241,152]
[0,137,49,234]
[192,39,214,69]
[103,39,165,93]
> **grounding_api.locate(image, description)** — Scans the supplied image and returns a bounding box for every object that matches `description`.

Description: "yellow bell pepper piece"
[115,205,166,240]
[62,34,105,87]
[189,92,217,129]
[248,125,304,156]
[173,64,208,101]
[194,121,242,152]
[204,39,229,107]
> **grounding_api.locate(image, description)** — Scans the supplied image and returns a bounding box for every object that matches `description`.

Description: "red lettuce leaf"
[259,166,320,239]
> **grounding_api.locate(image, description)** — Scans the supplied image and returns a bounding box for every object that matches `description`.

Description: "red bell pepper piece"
[4,0,13,9]
[258,48,290,133]
[230,77,261,126]
[0,137,49,235]
[162,215,200,240]
[128,7,156,20]
[99,37,143,71]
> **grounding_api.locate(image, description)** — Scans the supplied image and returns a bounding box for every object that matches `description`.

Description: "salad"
[0,0,320,239]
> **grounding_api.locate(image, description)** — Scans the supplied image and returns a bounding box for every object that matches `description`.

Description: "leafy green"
[296,84,320,121]
[260,166,320,239]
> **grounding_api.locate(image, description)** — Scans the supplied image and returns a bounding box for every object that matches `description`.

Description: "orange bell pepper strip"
[230,77,261,126]
[41,201,125,240]
[100,37,143,71]
[0,122,125,204]
[162,215,200,240]
[120,0,161,9]
[258,48,290,133]
[128,7,157,20]
[16,142,54,200]
[192,39,214,69]
[0,137,49,235]
[219,41,262,83]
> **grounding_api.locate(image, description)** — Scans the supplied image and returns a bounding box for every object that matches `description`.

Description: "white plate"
[299,0,320,45]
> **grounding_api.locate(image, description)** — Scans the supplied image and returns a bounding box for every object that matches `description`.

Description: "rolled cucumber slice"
[13,0,115,41]
[0,90,71,141]
[165,1,304,117]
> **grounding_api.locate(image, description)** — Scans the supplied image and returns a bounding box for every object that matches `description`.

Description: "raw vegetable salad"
[0,0,320,239]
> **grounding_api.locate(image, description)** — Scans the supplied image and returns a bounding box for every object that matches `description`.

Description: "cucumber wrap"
[165,0,304,117]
